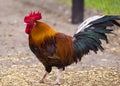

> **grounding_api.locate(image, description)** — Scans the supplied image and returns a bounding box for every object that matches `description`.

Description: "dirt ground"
[0,0,120,86]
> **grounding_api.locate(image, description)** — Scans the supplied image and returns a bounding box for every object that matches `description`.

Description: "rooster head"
[24,11,42,34]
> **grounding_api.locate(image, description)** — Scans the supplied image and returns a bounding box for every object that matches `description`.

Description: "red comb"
[24,11,42,23]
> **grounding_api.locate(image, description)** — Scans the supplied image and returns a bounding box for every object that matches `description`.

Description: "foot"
[38,80,44,83]
[47,81,61,85]
[35,80,44,83]
[37,71,48,83]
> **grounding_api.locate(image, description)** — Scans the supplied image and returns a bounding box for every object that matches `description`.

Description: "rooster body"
[24,12,120,85]
[29,21,74,72]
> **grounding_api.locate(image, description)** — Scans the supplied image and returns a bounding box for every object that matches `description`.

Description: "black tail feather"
[73,15,120,62]
[112,20,120,27]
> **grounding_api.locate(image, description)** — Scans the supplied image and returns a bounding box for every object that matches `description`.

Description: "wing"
[55,33,74,65]
[29,36,56,56]
[73,15,120,62]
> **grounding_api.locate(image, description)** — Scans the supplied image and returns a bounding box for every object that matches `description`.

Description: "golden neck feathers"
[29,22,57,46]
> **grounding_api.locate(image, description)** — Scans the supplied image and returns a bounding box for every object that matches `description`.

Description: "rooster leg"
[39,71,49,83]
[48,68,63,85]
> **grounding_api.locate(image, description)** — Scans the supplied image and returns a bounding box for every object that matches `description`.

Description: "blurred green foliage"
[85,0,120,15]
[57,0,120,14]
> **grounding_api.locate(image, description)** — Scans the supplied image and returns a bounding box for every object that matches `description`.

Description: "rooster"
[24,12,120,85]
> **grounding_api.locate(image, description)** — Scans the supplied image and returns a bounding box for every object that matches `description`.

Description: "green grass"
[85,0,120,15]
[56,0,120,15]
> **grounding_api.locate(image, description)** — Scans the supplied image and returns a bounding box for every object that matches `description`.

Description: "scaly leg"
[48,68,63,85]
[39,71,49,83]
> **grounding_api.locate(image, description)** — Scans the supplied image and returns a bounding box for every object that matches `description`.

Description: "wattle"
[25,23,35,34]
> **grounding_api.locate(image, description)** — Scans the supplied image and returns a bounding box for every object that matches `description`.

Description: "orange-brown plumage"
[55,33,74,65]
[30,21,57,46]
[29,21,74,68]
